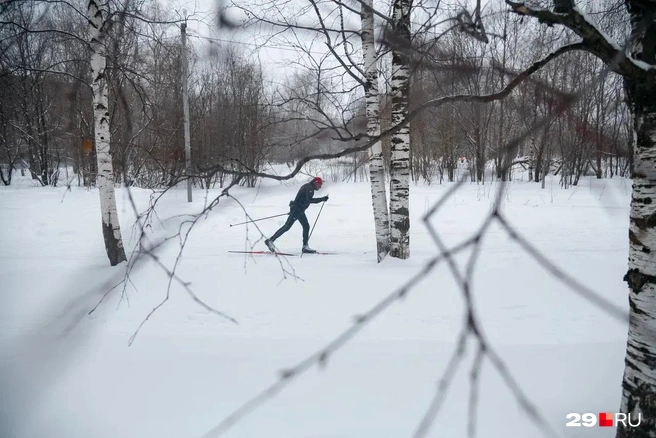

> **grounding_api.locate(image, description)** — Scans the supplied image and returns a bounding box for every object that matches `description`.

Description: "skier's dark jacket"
[290,182,323,212]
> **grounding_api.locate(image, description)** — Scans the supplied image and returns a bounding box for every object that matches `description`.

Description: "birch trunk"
[388,0,411,259]
[361,0,390,262]
[618,88,656,436]
[617,7,656,436]
[88,0,127,266]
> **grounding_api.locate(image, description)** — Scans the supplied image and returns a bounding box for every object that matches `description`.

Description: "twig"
[495,212,628,322]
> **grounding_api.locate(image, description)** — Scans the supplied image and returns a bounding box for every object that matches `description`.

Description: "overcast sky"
[162,0,494,88]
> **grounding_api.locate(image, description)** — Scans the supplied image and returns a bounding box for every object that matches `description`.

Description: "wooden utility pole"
[181,11,192,202]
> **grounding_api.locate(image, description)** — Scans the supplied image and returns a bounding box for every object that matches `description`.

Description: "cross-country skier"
[265,177,328,254]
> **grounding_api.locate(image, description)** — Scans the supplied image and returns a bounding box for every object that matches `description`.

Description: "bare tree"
[361,0,390,261]
[504,2,656,435]
[387,0,412,258]
[88,0,127,266]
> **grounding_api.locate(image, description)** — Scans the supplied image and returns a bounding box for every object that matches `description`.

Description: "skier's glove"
[322,196,329,202]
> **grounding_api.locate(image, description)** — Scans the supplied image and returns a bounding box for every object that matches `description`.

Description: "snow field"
[0,172,632,437]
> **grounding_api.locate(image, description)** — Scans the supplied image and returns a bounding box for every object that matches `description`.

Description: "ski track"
[0,173,631,438]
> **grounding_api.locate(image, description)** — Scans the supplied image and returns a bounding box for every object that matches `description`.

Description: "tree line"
[0,1,631,191]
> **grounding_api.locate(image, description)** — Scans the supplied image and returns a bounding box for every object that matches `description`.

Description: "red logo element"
[599,413,613,427]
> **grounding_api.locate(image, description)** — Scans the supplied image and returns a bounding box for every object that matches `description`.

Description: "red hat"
[313,176,323,185]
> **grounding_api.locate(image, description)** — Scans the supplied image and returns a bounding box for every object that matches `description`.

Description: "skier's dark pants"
[270,208,310,245]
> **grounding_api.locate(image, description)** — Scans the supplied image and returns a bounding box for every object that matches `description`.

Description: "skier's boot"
[265,239,276,252]
[302,244,317,254]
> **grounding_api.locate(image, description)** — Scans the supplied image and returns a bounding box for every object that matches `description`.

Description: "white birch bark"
[88,0,127,266]
[388,0,411,259]
[617,8,656,435]
[361,0,390,262]
[618,96,656,438]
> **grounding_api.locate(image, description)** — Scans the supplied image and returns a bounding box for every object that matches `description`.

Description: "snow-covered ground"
[0,171,632,437]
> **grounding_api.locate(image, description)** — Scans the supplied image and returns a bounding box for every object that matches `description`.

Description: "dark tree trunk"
[553,0,572,13]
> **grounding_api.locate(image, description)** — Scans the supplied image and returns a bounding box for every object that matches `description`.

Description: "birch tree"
[388,0,412,259]
[361,0,390,262]
[505,2,656,435]
[88,0,127,266]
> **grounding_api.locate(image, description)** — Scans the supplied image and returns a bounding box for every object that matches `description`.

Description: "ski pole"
[301,198,327,259]
[308,197,327,240]
[229,212,289,227]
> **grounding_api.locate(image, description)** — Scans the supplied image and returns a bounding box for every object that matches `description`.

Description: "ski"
[228,250,297,256]
[228,250,342,256]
